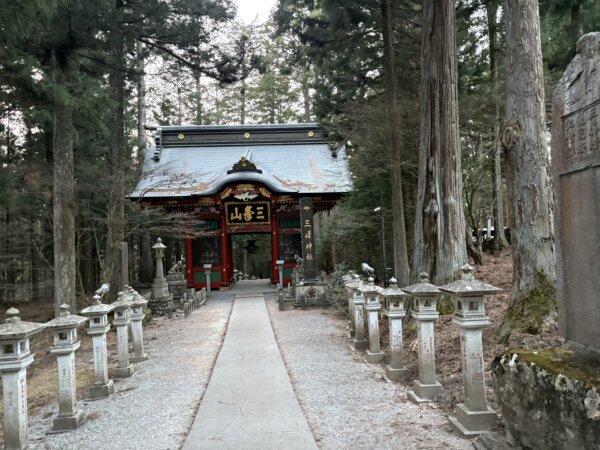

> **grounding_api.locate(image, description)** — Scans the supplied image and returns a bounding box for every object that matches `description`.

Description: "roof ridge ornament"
[227,155,263,174]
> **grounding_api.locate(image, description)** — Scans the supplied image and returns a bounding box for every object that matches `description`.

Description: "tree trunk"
[136,40,146,152]
[139,232,153,283]
[105,22,126,299]
[302,72,311,122]
[381,0,410,285]
[486,1,510,251]
[500,0,557,340]
[195,73,202,124]
[53,103,77,314]
[412,0,467,284]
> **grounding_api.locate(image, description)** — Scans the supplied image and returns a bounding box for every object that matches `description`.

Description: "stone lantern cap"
[112,290,133,310]
[359,277,379,295]
[0,308,45,339]
[403,272,441,296]
[45,304,88,331]
[381,277,406,299]
[80,294,115,316]
[152,237,166,251]
[345,274,362,291]
[127,286,148,308]
[439,265,501,297]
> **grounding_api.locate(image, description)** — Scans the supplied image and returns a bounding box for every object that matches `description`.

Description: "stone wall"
[492,349,600,449]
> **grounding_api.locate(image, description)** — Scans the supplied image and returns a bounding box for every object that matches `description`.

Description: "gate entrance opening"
[231,234,272,280]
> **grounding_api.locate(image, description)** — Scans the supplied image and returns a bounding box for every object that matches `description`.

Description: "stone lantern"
[403,272,443,403]
[128,286,148,363]
[44,303,88,431]
[344,274,362,339]
[151,237,169,300]
[276,259,285,288]
[440,264,501,437]
[381,277,408,380]
[360,277,384,362]
[0,308,45,450]
[112,290,135,378]
[80,294,115,399]
[203,263,213,295]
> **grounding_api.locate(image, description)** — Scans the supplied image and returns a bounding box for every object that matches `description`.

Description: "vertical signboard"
[300,197,317,281]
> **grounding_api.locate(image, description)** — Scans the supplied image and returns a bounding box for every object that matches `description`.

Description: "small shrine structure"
[130,124,351,289]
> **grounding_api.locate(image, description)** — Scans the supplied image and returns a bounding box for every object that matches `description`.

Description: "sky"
[236,0,278,24]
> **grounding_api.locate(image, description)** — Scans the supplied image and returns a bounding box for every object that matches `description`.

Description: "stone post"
[80,294,115,399]
[44,304,88,431]
[276,259,285,288]
[381,277,408,380]
[403,272,443,403]
[116,242,129,294]
[112,291,135,378]
[151,237,170,300]
[440,264,502,438]
[351,287,368,351]
[0,308,45,450]
[361,277,384,362]
[203,263,212,296]
[128,287,148,363]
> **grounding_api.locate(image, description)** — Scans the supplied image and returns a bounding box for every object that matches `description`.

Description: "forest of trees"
[1,0,599,336]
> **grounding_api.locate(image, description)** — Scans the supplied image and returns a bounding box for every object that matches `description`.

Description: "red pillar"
[271,206,279,285]
[220,213,230,287]
[185,235,193,288]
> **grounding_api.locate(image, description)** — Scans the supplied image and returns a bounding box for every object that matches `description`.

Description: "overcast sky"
[236,0,277,24]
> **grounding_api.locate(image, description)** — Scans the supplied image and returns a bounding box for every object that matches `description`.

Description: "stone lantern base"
[113,364,135,379]
[351,338,368,351]
[385,364,408,382]
[52,410,83,432]
[88,379,114,400]
[130,353,148,363]
[448,403,498,438]
[365,350,384,363]
[407,380,442,403]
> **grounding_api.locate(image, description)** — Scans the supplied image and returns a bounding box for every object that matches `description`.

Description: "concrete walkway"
[182,294,317,450]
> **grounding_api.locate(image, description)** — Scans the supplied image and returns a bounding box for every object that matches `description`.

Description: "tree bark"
[501,0,557,337]
[412,0,467,284]
[105,20,126,299]
[195,73,202,124]
[486,1,510,251]
[381,0,410,285]
[139,232,153,283]
[136,40,146,152]
[53,103,77,314]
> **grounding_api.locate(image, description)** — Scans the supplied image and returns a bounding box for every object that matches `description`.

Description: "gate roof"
[130,124,351,199]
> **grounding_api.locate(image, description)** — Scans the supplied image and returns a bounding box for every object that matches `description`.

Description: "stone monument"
[440,265,501,438]
[80,293,115,399]
[552,32,600,354]
[149,237,174,315]
[381,278,408,381]
[44,304,88,431]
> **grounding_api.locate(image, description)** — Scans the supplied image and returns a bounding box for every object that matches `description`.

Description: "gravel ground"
[26,294,234,450]
[266,297,477,450]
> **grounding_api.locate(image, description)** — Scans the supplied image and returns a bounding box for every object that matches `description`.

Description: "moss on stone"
[506,348,600,389]
[437,293,454,315]
[497,271,557,343]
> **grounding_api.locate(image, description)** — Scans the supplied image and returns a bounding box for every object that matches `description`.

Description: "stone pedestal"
[204,264,212,295]
[381,278,408,380]
[45,304,88,432]
[129,287,148,363]
[440,265,501,437]
[81,294,115,400]
[351,294,368,351]
[365,303,384,363]
[404,272,442,403]
[112,292,135,378]
[385,311,407,380]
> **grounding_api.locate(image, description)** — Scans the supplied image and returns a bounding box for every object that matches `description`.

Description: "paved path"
[183,294,317,450]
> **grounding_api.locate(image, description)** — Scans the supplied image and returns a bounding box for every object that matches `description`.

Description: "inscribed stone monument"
[552,32,600,354]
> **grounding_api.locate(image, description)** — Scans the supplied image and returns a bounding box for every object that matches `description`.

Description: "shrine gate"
[130,124,351,289]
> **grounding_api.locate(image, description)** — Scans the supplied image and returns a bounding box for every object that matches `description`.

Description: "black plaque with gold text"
[299,197,317,281]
